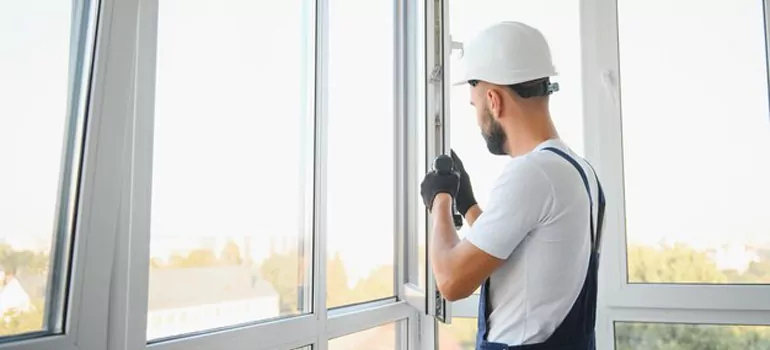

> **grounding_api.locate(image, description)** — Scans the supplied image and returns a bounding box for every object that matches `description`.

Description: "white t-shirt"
[465,138,600,346]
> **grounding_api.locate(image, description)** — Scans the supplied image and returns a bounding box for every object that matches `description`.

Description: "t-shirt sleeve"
[465,158,554,260]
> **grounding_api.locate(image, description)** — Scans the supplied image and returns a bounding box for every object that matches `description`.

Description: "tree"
[149,257,163,269]
[260,250,301,313]
[327,252,352,308]
[220,240,243,265]
[350,265,393,303]
[161,249,219,269]
[616,243,770,349]
[0,244,49,275]
[0,298,45,336]
[184,249,218,267]
[626,243,726,283]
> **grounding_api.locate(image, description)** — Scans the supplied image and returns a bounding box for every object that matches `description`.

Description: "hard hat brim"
[451,69,558,87]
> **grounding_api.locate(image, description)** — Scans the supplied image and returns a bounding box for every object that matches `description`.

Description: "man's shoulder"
[523,143,588,184]
[498,155,549,186]
[488,155,554,203]
[498,148,564,183]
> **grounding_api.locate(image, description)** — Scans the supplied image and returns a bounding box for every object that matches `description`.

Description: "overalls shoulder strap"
[542,147,605,253]
[475,147,605,350]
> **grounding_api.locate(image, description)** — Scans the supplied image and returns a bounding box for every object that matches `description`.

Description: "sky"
[2,0,770,287]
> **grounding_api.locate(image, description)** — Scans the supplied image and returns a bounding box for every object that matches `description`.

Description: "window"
[615,322,770,349]
[408,0,428,292]
[618,0,770,284]
[328,322,398,349]
[0,0,88,339]
[439,318,477,350]
[326,0,396,308]
[148,0,314,340]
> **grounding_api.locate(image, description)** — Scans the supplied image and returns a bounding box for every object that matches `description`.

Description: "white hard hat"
[453,21,558,87]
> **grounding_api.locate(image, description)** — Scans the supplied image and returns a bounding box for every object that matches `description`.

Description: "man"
[420,22,605,349]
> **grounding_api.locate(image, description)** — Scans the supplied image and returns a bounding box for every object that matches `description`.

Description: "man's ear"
[485,88,504,119]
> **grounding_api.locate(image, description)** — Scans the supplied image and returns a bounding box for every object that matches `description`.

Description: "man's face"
[471,86,507,156]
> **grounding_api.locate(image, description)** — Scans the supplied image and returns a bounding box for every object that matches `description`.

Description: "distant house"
[0,272,39,316]
[17,275,46,301]
[146,266,280,340]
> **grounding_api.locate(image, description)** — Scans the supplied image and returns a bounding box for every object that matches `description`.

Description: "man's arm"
[428,158,553,301]
[430,194,503,301]
[464,204,483,226]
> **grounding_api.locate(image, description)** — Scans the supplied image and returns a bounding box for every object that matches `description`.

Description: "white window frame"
[432,0,770,349]
[104,0,423,350]
[0,0,139,349]
[3,0,481,348]
[580,0,770,348]
[401,0,462,348]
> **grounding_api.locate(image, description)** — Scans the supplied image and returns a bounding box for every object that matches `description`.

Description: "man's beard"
[481,110,507,155]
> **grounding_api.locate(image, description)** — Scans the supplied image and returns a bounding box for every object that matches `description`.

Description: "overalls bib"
[476,147,606,350]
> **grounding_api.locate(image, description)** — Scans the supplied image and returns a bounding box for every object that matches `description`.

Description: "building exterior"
[146,266,280,340]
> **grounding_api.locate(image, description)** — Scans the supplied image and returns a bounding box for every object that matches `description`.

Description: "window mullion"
[107,0,159,349]
[75,0,142,348]
[314,0,329,348]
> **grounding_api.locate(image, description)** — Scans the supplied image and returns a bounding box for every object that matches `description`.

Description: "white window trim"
[0,0,139,349]
[580,0,770,348]
[101,0,422,349]
[3,0,457,348]
[401,0,429,317]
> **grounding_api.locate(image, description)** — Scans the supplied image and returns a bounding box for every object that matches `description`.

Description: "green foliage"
[0,299,45,336]
[3,238,770,347]
[258,249,394,311]
[615,322,770,350]
[626,243,727,283]
[615,244,770,349]
[327,252,352,309]
[259,250,301,314]
[152,243,246,269]
[220,240,243,265]
[0,244,49,275]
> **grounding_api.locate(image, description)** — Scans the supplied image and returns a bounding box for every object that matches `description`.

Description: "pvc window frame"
[3,0,430,349]
[580,0,770,348]
[105,0,419,350]
[436,0,770,348]
[0,0,138,349]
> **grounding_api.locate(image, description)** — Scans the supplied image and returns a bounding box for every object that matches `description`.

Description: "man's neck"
[504,113,559,157]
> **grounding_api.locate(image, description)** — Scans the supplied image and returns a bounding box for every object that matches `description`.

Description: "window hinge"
[429,64,442,83]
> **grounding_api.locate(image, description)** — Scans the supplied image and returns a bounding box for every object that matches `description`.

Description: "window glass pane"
[327,0,395,308]
[619,0,770,284]
[448,0,583,294]
[0,0,83,338]
[410,0,428,290]
[615,322,770,349]
[439,317,477,350]
[329,322,398,349]
[148,0,314,340]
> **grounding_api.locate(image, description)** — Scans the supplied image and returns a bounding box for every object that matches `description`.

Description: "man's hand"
[450,149,478,216]
[420,169,460,212]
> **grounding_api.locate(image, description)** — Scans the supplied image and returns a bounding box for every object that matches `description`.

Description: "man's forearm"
[464,204,483,226]
[430,194,460,289]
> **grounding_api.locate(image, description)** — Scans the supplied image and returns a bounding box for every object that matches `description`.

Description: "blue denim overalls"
[476,147,606,350]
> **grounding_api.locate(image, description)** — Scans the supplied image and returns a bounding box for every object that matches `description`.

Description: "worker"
[419,21,606,349]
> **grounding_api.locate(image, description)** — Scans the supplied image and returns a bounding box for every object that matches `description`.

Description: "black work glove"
[420,169,460,212]
[450,149,478,216]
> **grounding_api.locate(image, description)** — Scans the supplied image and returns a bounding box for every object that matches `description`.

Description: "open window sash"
[402,0,453,326]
